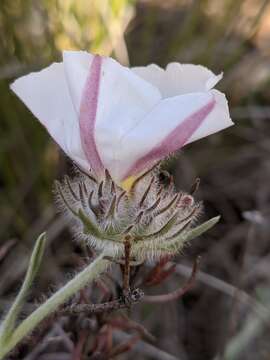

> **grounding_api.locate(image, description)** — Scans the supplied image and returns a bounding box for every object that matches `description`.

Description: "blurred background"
[1,0,270,359]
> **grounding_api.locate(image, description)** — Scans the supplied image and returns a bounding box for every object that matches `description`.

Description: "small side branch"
[60,288,144,315]
[143,257,200,303]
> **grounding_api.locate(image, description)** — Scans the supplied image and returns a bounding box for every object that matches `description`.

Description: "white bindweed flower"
[10,51,232,260]
[10,51,233,190]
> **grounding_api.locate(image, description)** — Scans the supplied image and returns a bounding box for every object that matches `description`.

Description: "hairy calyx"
[55,166,202,261]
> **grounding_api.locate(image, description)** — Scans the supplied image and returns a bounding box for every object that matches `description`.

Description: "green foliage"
[0,253,109,360]
[185,216,221,242]
[0,233,46,344]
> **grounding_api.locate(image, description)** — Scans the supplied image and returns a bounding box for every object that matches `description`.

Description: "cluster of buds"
[55,165,202,262]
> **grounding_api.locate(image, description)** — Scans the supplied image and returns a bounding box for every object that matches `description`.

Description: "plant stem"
[0,253,109,360]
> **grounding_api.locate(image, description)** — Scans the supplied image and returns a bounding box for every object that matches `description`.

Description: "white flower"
[10,51,233,188]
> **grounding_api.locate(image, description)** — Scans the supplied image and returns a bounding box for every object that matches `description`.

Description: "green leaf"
[153,216,221,253]
[0,253,109,360]
[0,233,46,344]
[185,216,221,242]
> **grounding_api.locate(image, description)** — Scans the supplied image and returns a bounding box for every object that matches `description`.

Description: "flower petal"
[132,64,165,94]
[88,56,162,180]
[79,55,104,176]
[63,51,162,180]
[118,90,233,180]
[63,50,94,113]
[132,63,222,98]
[10,62,89,170]
[185,90,232,144]
[63,51,106,176]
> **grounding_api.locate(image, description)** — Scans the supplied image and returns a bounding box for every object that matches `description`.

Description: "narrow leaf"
[0,233,46,343]
[185,216,221,242]
[154,216,221,253]
[0,253,109,360]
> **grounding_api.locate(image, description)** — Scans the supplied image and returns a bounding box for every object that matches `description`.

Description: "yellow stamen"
[121,176,137,192]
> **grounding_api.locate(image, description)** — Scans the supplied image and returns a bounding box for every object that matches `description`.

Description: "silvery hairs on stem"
[54,164,203,262]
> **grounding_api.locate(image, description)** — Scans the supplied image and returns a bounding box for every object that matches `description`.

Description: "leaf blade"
[0,232,46,343]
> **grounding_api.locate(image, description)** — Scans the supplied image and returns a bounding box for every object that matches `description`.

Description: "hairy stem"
[0,254,109,359]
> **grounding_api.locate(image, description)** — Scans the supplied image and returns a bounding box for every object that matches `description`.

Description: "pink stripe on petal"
[79,55,104,176]
[123,97,216,179]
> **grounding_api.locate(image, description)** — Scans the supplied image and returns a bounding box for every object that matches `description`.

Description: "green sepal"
[78,209,122,242]
[148,216,221,254]
[185,216,221,242]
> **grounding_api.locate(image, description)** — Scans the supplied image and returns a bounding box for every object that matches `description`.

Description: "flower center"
[121,176,137,191]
